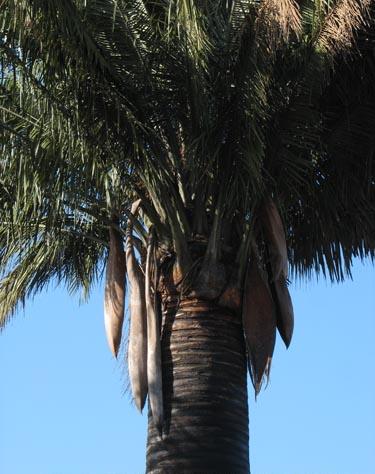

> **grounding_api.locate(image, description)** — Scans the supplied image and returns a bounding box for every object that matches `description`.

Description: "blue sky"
[1,259,374,474]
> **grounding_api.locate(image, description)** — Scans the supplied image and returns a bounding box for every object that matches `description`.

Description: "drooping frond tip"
[249,355,272,398]
[126,200,148,413]
[242,256,277,397]
[145,229,164,432]
[258,0,302,41]
[258,199,294,348]
[260,198,288,281]
[319,0,371,55]
[104,226,126,358]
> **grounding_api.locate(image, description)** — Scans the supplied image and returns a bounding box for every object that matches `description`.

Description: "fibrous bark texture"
[146,297,249,474]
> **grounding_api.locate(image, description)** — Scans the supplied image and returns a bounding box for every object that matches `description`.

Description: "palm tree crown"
[1,0,374,403]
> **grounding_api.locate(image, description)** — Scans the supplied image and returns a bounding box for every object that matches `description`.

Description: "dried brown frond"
[274,275,294,348]
[104,226,126,358]
[145,229,164,432]
[126,200,148,412]
[260,198,288,281]
[257,0,302,42]
[318,0,371,54]
[242,255,277,396]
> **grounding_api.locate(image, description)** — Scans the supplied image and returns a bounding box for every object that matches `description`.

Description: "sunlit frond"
[318,0,371,54]
[259,0,302,37]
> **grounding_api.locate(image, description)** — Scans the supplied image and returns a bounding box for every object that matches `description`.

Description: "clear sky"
[1,259,374,474]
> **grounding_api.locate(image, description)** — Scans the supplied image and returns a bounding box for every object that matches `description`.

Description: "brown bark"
[146,297,249,474]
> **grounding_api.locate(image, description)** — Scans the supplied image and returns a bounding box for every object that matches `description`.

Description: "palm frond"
[1,0,374,334]
[318,0,371,55]
[257,0,302,41]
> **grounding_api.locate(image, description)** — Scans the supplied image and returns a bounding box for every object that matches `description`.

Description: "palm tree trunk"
[146,297,249,473]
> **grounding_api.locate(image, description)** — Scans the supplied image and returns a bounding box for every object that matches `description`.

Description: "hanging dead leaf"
[242,257,277,396]
[146,230,163,432]
[260,198,288,280]
[104,226,126,358]
[126,200,148,412]
[274,276,294,348]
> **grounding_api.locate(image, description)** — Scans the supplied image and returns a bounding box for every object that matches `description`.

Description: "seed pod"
[104,226,126,358]
[274,276,294,348]
[260,198,288,280]
[242,257,276,396]
[126,200,148,412]
[146,230,163,433]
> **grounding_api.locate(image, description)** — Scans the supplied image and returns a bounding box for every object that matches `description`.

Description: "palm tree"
[1,1,374,472]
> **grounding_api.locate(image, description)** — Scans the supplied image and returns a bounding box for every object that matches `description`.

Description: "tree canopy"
[1,0,374,330]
